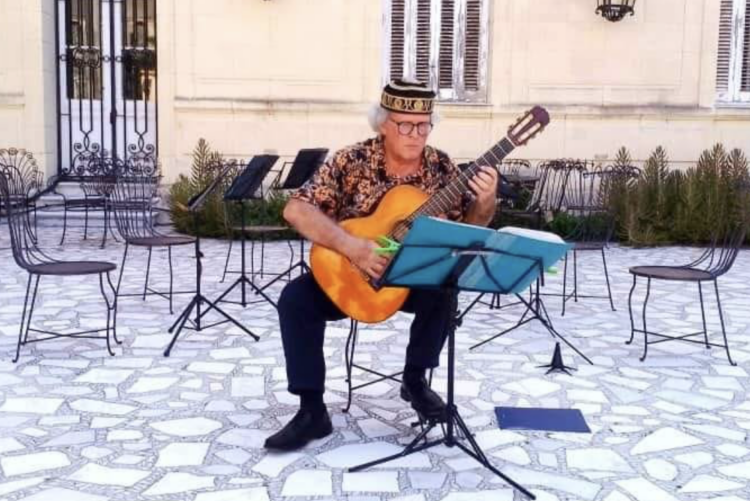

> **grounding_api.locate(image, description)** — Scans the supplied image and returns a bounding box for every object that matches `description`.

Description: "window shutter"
[415,0,432,83]
[464,0,481,91]
[742,0,750,91]
[390,0,406,80]
[717,0,733,93]
[438,0,455,90]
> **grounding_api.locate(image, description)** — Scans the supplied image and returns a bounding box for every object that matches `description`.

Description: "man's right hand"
[344,237,389,280]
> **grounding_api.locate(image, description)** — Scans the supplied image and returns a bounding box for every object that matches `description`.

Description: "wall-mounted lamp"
[596,0,636,22]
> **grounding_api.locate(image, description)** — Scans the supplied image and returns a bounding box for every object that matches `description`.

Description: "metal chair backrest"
[110,173,161,240]
[79,156,121,198]
[0,167,57,270]
[0,148,43,200]
[684,224,747,278]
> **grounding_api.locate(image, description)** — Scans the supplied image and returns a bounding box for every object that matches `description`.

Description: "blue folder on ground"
[495,407,591,433]
[385,216,571,294]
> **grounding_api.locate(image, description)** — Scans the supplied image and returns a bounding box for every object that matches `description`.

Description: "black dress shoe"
[264,408,333,451]
[400,375,446,421]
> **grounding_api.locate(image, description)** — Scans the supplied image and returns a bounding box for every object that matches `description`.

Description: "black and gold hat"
[380,79,436,114]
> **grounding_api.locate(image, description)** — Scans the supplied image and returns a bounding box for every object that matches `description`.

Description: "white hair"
[367,103,441,134]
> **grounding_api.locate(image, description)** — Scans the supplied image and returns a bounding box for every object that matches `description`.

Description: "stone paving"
[0,224,749,501]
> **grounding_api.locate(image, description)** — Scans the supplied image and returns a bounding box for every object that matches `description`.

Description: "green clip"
[375,236,401,255]
[546,266,558,275]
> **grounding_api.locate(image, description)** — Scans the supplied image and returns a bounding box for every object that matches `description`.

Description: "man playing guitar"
[265,79,498,451]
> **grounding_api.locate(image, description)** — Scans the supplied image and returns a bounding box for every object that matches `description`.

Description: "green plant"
[168,139,291,239]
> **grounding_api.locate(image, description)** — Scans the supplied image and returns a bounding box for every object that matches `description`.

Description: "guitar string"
[388,137,515,241]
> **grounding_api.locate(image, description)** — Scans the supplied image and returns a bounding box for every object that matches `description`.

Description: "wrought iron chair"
[558,162,638,315]
[0,166,118,363]
[110,164,195,315]
[0,148,45,245]
[627,224,747,365]
[58,157,119,248]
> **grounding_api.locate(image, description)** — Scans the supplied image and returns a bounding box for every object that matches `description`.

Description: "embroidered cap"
[380,79,436,114]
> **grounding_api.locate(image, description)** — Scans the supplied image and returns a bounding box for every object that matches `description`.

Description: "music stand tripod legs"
[165,210,259,357]
[470,278,593,367]
[213,200,278,308]
[349,291,535,499]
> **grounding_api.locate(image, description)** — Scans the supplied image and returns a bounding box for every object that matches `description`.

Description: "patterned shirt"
[292,137,470,222]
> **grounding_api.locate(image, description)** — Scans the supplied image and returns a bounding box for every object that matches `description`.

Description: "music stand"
[348,217,566,500]
[214,155,279,308]
[260,148,328,288]
[164,165,259,357]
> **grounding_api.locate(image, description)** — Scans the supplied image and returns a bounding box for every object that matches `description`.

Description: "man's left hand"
[468,166,498,210]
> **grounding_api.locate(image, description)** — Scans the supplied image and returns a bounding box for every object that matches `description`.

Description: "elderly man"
[265,79,498,451]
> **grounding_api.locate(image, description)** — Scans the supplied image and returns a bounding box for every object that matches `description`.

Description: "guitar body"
[310,185,430,323]
[310,105,550,324]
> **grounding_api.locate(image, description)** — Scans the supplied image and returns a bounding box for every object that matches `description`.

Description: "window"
[385,0,489,103]
[716,0,750,104]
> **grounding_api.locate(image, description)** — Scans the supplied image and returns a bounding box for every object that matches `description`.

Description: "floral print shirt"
[292,137,470,222]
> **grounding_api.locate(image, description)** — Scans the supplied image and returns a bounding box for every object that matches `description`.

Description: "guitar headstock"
[507,106,550,147]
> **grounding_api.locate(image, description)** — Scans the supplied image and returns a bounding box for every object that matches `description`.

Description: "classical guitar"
[310,106,550,323]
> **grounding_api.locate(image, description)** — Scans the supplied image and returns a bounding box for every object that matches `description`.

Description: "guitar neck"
[390,136,516,241]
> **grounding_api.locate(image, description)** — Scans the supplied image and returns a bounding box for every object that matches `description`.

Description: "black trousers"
[278,272,453,395]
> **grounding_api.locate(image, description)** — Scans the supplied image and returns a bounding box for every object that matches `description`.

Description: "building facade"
[0,0,748,181]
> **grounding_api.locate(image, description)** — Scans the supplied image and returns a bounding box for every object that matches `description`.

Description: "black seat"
[629,266,713,281]
[28,261,116,276]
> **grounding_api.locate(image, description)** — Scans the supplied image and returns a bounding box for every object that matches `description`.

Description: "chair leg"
[116,243,130,298]
[100,206,107,249]
[168,246,174,315]
[561,251,569,316]
[107,272,121,345]
[698,281,710,349]
[99,273,115,357]
[573,249,578,302]
[713,280,736,366]
[13,274,34,363]
[59,203,68,246]
[601,248,616,311]
[21,275,42,347]
[343,319,359,413]
[84,204,89,240]
[626,275,637,345]
[143,247,153,301]
[639,277,651,362]
[260,234,266,278]
[221,239,233,283]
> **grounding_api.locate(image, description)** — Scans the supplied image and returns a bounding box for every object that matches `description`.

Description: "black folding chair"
[627,224,747,365]
[0,166,118,363]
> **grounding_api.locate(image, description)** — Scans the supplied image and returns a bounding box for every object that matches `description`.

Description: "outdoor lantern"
[596,0,636,22]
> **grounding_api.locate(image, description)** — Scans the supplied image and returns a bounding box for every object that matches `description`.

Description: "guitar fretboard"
[389,136,516,241]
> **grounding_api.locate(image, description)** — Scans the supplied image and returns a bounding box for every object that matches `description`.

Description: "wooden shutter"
[464,0,481,91]
[742,0,750,91]
[390,0,406,80]
[438,0,455,89]
[716,0,733,94]
[415,0,432,83]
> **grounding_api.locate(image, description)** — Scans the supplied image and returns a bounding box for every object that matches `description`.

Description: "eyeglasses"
[389,119,433,136]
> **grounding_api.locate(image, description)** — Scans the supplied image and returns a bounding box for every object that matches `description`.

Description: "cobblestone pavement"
[0,225,749,501]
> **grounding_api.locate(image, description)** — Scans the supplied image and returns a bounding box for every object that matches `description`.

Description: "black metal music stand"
[348,217,539,500]
[165,166,259,356]
[469,275,593,366]
[214,155,279,308]
[260,148,327,288]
